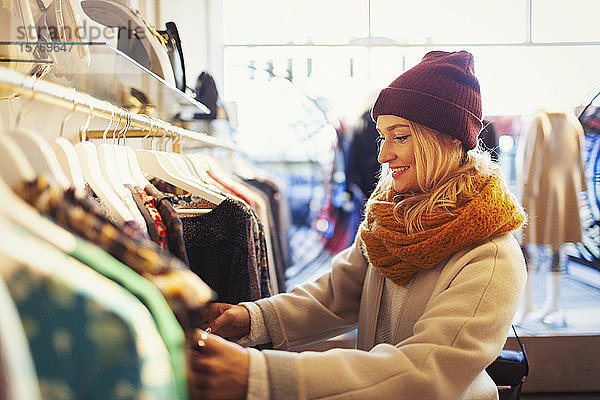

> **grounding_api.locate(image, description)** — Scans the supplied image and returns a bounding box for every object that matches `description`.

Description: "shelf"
[42,42,208,122]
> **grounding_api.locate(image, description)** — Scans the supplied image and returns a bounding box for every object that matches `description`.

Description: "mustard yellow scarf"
[359,172,526,285]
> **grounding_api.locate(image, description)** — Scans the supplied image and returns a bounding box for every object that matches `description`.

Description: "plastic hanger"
[0,133,37,188]
[8,78,70,189]
[162,128,226,192]
[183,151,222,187]
[112,110,137,187]
[186,151,230,185]
[161,128,226,194]
[74,104,133,224]
[125,115,152,188]
[136,120,225,205]
[52,93,86,190]
[125,124,151,188]
[0,174,77,253]
[97,110,130,194]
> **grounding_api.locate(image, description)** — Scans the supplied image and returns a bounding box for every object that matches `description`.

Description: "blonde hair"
[369,121,499,234]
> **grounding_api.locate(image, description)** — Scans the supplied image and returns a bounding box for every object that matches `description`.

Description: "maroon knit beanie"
[372,50,482,150]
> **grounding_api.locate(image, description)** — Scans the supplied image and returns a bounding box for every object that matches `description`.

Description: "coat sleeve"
[258,234,526,400]
[254,235,369,350]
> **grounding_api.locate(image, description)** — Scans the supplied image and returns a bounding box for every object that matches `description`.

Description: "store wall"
[148,0,225,97]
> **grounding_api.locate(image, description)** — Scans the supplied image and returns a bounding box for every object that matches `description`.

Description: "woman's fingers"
[206,302,231,322]
[206,305,250,338]
[188,330,249,399]
[208,311,234,336]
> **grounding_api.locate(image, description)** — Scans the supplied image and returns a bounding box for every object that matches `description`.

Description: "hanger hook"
[119,109,131,145]
[125,110,132,146]
[142,114,154,149]
[60,88,79,139]
[117,108,129,145]
[152,118,161,150]
[160,121,169,151]
[79,101,94,141]
[102,105,114,143]
[112,108,123,145]
[14,76,38,131]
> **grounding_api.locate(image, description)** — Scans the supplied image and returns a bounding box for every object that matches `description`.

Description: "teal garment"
[67,237,188,400]
[0,221,177,400]
[0,265,41,400]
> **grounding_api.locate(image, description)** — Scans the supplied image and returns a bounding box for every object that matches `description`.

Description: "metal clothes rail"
[0,66,238,151]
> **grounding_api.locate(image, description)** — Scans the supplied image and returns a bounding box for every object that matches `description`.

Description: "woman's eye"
[394,135,409,142]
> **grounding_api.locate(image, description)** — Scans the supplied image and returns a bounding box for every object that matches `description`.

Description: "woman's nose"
[377,140,395,164]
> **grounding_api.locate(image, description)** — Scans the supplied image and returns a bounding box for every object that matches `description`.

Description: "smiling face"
[376,114,420,194]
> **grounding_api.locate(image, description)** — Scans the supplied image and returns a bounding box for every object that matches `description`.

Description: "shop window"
[223,0,368,44]
[370,0,527,44]
[532,0,600,42]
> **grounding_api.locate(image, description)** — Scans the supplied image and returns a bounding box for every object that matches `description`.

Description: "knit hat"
[372,50,482,150]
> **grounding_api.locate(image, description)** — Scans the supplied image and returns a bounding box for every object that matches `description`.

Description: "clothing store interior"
[1,0,599,399]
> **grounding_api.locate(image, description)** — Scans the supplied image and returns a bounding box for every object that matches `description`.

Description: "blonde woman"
[190,50,527,400]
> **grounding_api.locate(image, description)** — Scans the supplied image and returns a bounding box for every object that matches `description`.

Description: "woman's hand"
[189,329,249,400]
[206,303,251,339]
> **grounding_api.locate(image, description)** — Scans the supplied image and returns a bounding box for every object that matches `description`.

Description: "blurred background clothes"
[480,119,499,162]
[345,109,380,202]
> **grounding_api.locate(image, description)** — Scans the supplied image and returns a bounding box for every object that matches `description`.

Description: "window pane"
[469,46,600,115]
[368,46,600,116]
[223,0,368,44]
[224,46,369,120]
[370,0,527,44]
[532,0,600,42]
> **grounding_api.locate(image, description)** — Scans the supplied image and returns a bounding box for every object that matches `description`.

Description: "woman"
[189,50,527,400]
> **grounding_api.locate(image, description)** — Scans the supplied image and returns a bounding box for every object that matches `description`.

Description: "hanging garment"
[244,178,289,291]
[79,184,148,243]
[246,177,292,269]
[118,190,151,240]
[346,110,381,200]
[180,198,261,303]
[125,184,163,247]
[0,266,41,400]
[145,184,190,265]
[61,237,190,400]
[480,119,499,162]
[85,183,150,241]
[15,177,213,330]
[0,220,178,400]
[158,188,269,302]
[127,184,167,250]
[16,177,181,274]
[517,110,587,248]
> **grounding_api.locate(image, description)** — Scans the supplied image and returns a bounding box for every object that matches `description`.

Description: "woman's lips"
[391,166,409,179]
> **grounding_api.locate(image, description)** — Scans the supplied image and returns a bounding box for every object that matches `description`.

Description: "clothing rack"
[0,66,238,151]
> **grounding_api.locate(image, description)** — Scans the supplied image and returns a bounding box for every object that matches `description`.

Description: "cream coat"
[251,232,526,400]
[517,110,587,248]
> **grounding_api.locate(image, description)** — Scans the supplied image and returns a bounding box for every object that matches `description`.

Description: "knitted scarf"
[359,171,526,285]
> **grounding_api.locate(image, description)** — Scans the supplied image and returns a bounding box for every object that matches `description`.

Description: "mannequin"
[515,110,587,326]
